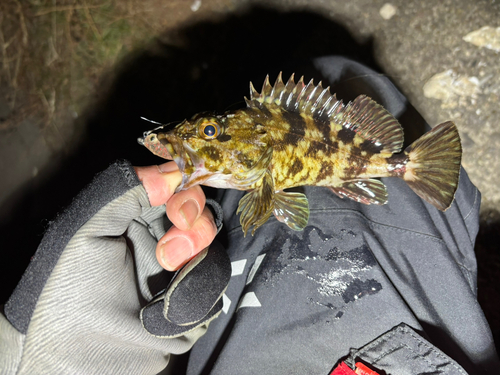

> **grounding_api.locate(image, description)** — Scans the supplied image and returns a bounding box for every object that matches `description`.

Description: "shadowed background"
[0,0,498,356]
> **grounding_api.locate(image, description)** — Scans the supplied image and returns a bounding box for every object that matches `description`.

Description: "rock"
[463,26,500,53]
[379,3,397,20]
[423,70,480,107]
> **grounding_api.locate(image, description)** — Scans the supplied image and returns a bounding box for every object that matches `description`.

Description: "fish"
[138,73,462,236]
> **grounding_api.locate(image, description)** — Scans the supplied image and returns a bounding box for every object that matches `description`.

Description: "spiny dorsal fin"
[248,73,335,116]
[247,73,404,154]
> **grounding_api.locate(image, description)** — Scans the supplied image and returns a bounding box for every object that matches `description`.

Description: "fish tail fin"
[403,121,462,211]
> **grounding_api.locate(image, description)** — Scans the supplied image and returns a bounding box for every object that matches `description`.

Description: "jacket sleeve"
[0,160,212,375]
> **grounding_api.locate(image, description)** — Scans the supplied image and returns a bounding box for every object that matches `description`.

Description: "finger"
[156,207,217,271]
[166,185,206,231]
[134,162,182,206]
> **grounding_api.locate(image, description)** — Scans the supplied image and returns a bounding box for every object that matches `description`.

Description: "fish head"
[139,110,269,192]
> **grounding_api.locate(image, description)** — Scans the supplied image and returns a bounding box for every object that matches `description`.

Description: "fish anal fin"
[330,179,388,206]
[273,191,310,231]
[237,170,274,236]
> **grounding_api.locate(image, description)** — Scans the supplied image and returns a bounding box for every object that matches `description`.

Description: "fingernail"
[179,198,200,229]
[161,237,193,270]
[157,162,178,173]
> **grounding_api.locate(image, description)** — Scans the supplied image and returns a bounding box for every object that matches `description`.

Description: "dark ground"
[0,0,499,356]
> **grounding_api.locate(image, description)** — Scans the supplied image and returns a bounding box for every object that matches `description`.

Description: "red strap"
[330,362,357,375]
[354,362,380,375]
[330,362,380,375]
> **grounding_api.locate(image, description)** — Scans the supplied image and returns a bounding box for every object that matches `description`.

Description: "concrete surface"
[2,0,499,220]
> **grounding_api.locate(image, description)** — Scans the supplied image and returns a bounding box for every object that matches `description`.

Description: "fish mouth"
[139,125,205,192]
[153,132,203,192]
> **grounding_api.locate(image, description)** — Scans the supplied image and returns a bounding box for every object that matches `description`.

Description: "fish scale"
[139,73,462,236]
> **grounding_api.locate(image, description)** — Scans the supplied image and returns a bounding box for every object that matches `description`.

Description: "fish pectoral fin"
[236,170,274,236]
[232,146,273,189]
[273,191,310,231]
[329,179,388,206]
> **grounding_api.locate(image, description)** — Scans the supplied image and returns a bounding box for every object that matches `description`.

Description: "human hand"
[2,160,226,373]
[134,162,218,271]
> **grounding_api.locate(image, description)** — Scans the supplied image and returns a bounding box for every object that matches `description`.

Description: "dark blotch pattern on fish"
[337,128,356,144]
[360,139,382,154]
[258,105,273,119]
[282,131,300,146]
[289,158,304,176]
[316,163,333,183]
[343,146,371,179]
[314,139,331,155]
[237,153,254,169]
[316,121,332,144]
[199,146,220,161]
[282,111,306,139]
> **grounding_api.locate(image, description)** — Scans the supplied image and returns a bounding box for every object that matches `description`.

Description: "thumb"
[134,162,182,206]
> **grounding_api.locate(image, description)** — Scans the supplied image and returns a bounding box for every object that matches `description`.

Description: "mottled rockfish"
[139,73,462,235]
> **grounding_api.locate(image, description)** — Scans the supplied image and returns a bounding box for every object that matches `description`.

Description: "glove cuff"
[141,240,231,338]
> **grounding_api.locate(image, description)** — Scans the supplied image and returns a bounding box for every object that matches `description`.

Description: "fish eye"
[198,120,221,140]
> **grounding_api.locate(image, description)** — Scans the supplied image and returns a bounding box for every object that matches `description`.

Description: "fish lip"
[141,125,201,192]
[164,142,178,162]
[161,135,201,192]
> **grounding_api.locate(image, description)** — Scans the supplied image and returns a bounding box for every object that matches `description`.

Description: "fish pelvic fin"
[237,170,274,236]
[403,121,462,211]
[273,191,310,231]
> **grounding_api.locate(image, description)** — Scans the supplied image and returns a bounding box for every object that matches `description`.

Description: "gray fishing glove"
[0,160,230,375]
